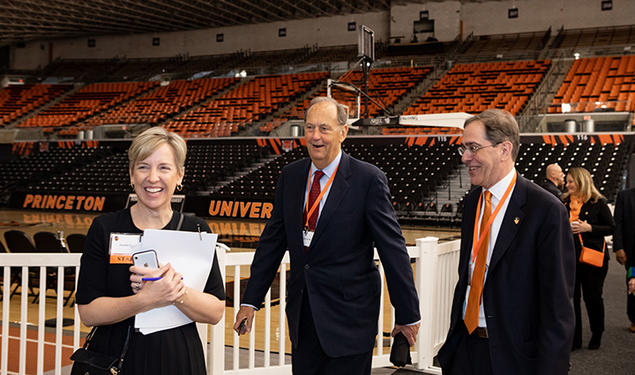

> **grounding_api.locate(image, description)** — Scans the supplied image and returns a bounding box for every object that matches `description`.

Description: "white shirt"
[463,167,517,328]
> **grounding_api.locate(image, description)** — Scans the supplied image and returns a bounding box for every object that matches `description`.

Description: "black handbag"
[70,325,131,375]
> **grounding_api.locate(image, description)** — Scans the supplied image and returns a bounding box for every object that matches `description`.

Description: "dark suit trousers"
[573,260,609,344]
[442,323,493,375]
[292,293,372,375]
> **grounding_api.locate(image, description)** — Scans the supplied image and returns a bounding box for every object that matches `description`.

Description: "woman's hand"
[129,263,186,309]
[628,278,635,295]
[571,220,591,234]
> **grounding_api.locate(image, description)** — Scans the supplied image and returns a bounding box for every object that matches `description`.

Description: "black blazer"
[242,151,420,357]
[438,174,576,375]
[540,179,562,200]
[563,196,614,262]
[614,188,635,269]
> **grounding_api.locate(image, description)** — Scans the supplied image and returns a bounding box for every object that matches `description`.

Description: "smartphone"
[132,249,159,269]
[237,318,248,334]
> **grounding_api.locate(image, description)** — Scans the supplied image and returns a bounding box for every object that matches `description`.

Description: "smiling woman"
[73,127,226,375]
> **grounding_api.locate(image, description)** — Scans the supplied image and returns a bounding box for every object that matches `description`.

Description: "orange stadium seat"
[404,60,550,116]
[548,56,635,113]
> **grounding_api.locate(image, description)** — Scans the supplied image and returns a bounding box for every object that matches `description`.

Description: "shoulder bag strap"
[578,233,606,253]
[116,325,132,371]
[82,326,98,349]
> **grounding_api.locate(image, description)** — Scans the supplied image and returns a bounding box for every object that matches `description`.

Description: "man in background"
[540,163,565,199]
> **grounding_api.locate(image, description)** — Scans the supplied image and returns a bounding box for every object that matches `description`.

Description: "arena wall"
[10,0,635,70]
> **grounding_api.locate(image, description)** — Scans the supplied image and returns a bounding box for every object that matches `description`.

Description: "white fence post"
[209,244,228,374]
[415,237,439,371]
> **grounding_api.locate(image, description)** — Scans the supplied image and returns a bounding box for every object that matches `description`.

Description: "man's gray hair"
[305,97,349,126]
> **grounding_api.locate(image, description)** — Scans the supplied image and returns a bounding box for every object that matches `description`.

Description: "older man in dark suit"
[233,97,420,374]
[437,109,575,375]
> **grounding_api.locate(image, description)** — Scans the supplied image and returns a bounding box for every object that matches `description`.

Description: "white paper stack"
[134,229,217,334]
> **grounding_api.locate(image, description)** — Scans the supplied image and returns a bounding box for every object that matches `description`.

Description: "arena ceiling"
[0,0,499,46]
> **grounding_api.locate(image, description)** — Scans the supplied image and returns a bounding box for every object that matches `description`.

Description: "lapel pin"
[514,217,520,224]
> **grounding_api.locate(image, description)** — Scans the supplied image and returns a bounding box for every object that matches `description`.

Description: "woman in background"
[562,167,613,350]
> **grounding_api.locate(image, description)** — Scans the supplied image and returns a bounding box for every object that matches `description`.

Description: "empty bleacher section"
[552,24,635,50]
[163,72,328,136]
[0,84,72,126]
[285,66,433,120]
[79,77,238,127]
[460,31,549,60]
[16,82,158,131]
[404,60,551,116]
[549,55,635,113]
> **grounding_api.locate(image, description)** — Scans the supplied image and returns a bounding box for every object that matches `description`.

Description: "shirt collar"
[484,167,516,201]
[311,150,342,179]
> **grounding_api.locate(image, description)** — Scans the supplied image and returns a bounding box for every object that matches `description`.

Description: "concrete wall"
[10,0,635,70]
[463,0,635,36]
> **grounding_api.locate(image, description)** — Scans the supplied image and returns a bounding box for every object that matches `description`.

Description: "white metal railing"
[0,237,461,375]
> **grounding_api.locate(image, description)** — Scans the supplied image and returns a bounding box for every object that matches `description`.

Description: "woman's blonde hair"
[128,127,186,174]
[562,167,604,203]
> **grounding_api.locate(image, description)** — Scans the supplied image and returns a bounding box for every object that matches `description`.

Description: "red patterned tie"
[305,170,324,230]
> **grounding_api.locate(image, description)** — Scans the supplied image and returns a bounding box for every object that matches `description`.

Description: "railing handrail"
[0,239,461,374]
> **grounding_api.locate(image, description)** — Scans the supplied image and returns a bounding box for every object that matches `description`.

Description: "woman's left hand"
[571,220,592,234]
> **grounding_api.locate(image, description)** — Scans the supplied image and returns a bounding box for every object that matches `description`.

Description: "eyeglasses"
[457,142,500,156]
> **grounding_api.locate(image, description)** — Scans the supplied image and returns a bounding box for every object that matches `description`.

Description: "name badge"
[109,233,142,264]
[303,230,315,248]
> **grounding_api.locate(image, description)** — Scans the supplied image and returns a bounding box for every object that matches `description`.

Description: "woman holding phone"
[75,127,225,374]
[562,167,613,351]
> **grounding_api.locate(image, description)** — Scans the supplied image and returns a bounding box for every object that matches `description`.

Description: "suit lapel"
[310,152,351,248]
[460,189,479,280]
[488,175,527,272]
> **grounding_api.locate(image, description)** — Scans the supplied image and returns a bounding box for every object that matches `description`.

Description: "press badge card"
[303,230,314,247]
[109,233,142,264]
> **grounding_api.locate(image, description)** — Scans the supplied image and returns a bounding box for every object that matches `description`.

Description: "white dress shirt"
[463,168,517,327]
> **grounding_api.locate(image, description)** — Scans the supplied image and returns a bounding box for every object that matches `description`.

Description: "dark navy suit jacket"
[438,174,576,375]
[242,151,420,357]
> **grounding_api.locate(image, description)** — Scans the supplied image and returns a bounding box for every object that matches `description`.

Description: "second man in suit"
[437,109,576,375]
[233,97,420,374]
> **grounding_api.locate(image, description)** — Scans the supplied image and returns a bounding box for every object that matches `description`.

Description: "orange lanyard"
[304,166,338,230]
[471,171,517,263]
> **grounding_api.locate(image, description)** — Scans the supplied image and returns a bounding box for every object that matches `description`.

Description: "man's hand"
[615,249,627,265]
[233,306,255,335]
[628,278,635,295]
[391,323,420,346]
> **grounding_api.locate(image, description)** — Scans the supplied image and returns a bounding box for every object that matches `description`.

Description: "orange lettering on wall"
[32,194,42,209]
[45,195,56,209]
[85,196,95,211]
[239,201,251,217]
[220,201,232,216]
[261,203,273,219]
[64,196,75,210]
[55,196,65,209]
[93,197,105,211]
[23,194,34,208]
[209,200,221,216]
[249,202,261,218]
[76,195,86,209]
